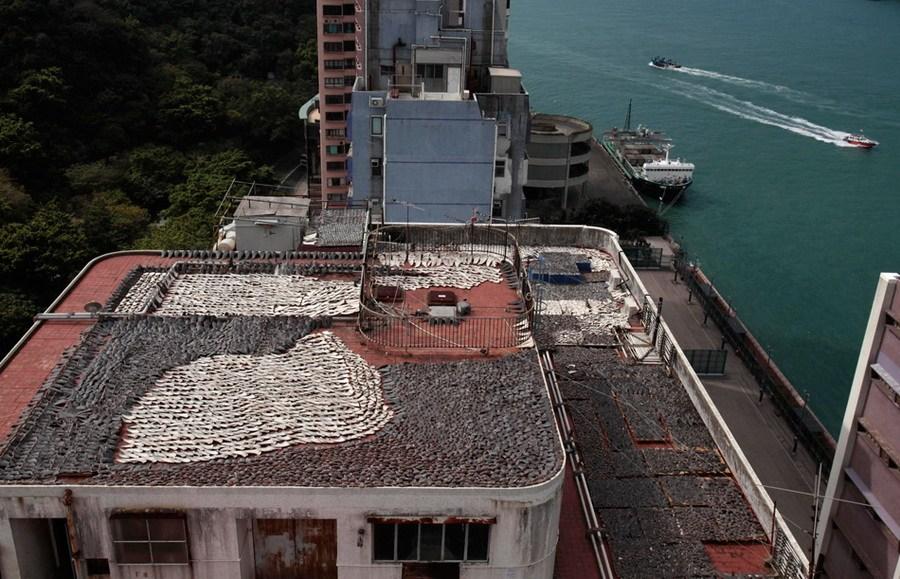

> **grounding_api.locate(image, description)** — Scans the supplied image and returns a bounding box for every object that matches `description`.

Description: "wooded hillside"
[0,0,318,350]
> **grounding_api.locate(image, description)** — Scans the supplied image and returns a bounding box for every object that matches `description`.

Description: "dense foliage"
[0,0,318,351]
[569,200,669,241]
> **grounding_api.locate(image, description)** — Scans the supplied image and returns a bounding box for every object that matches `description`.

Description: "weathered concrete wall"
[0,473,562,579]
[233,219,305,253]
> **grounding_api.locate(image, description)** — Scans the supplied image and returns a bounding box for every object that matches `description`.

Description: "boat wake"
[671,66,801,96]
[667,80,854,147]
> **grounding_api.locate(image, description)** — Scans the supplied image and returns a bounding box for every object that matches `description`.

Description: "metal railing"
[673,251,836,468]
[358,224,532,349]
[684,348,728,375]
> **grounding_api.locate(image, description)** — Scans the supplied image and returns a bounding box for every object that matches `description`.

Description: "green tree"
[123,144,187,213]
[135,208,217,250]
[65,159,128,194]
[0,202,91,295]
[81,190,150,253]
[0,291,37,354]
[167,149,271,216]
[8,67,69,116]
[570,200,668,241]
[0,114,44,174]
[158,77,223,143]
[0,169,32,224]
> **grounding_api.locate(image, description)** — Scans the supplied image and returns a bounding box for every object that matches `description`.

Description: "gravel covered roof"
[0,313,561,487]
[312,208,368,246]
[553,347,766,578]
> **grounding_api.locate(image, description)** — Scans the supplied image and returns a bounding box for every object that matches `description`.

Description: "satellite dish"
[84,302,102,314]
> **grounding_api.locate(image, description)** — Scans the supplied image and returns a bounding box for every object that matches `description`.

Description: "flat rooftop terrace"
[0,246,561,488]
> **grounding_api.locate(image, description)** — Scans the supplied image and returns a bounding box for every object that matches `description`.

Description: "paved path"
[638,265,821,554]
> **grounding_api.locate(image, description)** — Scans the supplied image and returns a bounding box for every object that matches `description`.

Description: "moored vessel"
[601,102,695,203]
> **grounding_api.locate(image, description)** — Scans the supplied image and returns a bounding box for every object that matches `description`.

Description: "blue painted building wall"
[351,94,496,223]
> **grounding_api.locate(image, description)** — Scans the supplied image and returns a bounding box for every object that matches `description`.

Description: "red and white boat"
[844,133,878,149]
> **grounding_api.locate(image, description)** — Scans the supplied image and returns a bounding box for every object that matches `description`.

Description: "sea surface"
[508,0,900,434]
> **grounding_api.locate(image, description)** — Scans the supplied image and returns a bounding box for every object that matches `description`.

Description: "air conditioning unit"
[370,97,384,108]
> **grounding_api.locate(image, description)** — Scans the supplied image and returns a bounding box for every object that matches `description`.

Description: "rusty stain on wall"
[253,519,337,579]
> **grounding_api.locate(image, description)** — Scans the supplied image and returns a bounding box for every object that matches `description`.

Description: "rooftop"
[530,113,593,137]
[234,196,310,219]
[555,348,771,577]
[0,222,790,576]
[0,228,562,488]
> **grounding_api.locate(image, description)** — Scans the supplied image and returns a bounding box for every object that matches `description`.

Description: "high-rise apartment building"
[816,273,900,578]
[315,0,529,222]
[316,0,364,206]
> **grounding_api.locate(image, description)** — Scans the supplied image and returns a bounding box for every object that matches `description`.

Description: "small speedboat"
[843,133,878,149]
[649,56,681,69]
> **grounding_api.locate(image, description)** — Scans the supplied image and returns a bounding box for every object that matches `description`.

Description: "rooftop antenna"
[625,99,632,131]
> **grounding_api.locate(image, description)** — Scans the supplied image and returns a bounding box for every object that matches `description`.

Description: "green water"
[509,0,900,434]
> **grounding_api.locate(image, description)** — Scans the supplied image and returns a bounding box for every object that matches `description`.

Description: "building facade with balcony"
[816,273,900,578]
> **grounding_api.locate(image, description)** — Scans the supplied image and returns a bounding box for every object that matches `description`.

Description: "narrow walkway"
[554,463,602,579]
[638,266,820,555]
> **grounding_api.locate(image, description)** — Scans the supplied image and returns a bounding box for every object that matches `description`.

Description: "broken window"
[372,522,490,562]
[110,513,189,565]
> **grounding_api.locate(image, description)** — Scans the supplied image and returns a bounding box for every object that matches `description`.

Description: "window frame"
[371,116,384,136]
[110,513,189,566]
[372,522,490,563]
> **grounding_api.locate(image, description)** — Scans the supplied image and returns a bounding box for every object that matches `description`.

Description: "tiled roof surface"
[0,254,174,442]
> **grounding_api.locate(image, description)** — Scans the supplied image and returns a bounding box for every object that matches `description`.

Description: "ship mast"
[624,99,632,131]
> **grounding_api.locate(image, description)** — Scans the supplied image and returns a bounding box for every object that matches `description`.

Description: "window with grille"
[372,522,489,562]
[110,513,189,565]
[324,41,344,52]
[322,5,342,15]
